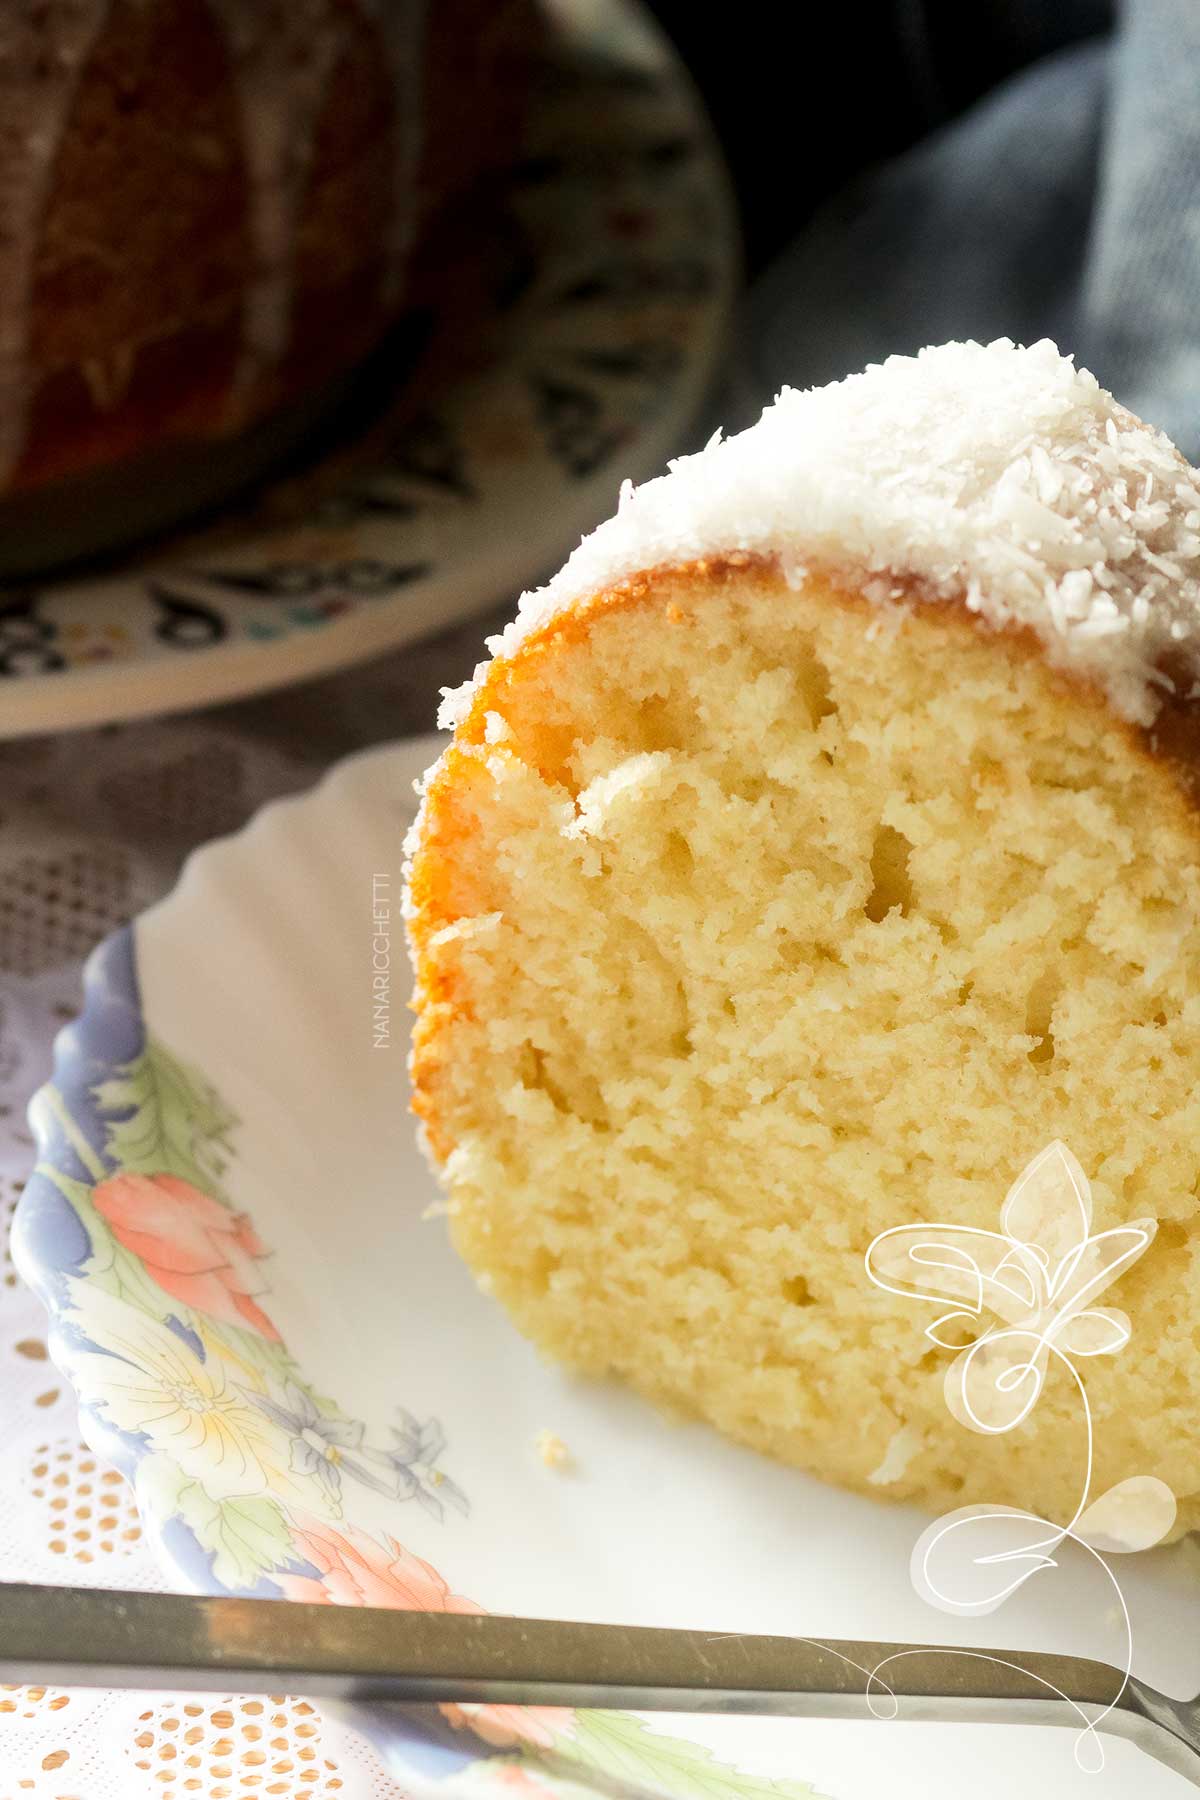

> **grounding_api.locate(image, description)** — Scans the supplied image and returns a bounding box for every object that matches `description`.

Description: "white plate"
[16,738,1200,1797]
[0,0,736,740]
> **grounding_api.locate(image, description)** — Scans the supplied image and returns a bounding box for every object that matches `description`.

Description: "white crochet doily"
[0,620,506,1800]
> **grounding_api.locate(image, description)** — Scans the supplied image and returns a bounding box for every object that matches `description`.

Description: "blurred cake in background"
[0,0,539,576]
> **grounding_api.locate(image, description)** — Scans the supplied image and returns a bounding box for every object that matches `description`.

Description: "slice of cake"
[404,339,1200,1533]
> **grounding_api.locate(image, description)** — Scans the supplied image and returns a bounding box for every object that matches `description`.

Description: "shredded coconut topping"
[441,339,1200,729]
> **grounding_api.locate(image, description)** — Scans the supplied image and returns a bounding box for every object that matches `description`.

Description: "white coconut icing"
[441,338,1200,730]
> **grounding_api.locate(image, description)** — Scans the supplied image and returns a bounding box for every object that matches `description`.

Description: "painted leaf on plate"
[563,1712,828,1799]
[143,1458,295,1590]
[93,1039,238,1203]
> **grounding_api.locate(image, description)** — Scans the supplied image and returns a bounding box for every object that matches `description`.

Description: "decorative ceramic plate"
[0,0,736,740]
[15,739,1200,1798]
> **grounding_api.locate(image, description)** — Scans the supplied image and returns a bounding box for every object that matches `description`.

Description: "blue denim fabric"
[751,0,1200,455]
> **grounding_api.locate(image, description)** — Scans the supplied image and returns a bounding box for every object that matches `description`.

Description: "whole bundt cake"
[404,339,1200,1533]
[0,0,537,570]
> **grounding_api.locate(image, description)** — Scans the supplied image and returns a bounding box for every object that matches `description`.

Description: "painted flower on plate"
[365,1408,470,1519]
[442,1702,572,1752]
[248,1380,398,1506]
[65,1282,289,1500]
[92,1171,281,1341]
[274,1515,477,1611]
[275,1519,573,1756]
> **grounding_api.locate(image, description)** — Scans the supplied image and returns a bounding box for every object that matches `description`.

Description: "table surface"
[0,604,507,1799]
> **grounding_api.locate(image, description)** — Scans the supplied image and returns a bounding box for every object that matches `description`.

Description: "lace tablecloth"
[0,611,508,1800]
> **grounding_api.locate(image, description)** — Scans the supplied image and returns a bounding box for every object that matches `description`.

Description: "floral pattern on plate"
[15,925,822,1798]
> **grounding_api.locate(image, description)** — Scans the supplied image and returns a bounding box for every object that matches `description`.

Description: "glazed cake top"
[442,338,1200,729]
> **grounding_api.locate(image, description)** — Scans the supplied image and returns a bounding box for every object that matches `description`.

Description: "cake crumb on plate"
[536,1430,571,1469]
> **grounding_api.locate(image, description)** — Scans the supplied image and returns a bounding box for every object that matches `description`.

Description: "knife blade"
[1,1583,1197,1783]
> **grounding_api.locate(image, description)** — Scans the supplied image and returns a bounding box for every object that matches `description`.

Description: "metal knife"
[1,1583,1198,1785]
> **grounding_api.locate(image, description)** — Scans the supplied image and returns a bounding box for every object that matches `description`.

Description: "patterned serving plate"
[14,738,1200,1798]
[0,0,736,739]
